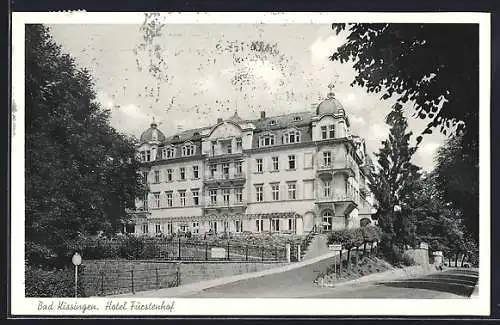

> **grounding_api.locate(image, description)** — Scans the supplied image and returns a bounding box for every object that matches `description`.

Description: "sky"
[48,23,445,171]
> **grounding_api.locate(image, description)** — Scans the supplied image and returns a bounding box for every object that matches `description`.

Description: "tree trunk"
[347,248,351,268]
[455,253,459,267]
[461,254,467,267]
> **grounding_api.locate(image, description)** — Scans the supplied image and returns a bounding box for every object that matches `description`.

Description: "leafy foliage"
[368,105,421,247]
[25,265,87,297]
[330,23,479,148]
[25,24,146,261]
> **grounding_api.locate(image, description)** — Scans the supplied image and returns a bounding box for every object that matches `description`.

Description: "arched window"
[323,210,333,231]
[259,133,275,147]
[182,142,196,157]
[282,129,301,144]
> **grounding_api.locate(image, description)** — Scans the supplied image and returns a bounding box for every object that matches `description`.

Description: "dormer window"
[259,133,275,147]
[282,129,301,144]
[321,124,335,140]
[269,120,277,126]
[140,150,151,162]
[293,116,302,122]
[173,135,180,140]
[161,146,175,159]
[182,143,196,157]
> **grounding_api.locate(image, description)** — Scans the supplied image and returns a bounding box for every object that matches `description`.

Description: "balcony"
[204,172,246,185]
[207,150,244,160]
[203,200,248,213]
[316,191,360,205]
[317,157,359,177]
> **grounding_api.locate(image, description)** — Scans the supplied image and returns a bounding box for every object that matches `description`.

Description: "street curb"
[112,250,343,297]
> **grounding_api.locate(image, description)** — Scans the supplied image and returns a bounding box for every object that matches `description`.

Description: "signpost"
[328,244,342,281]
[211,247,226,259]
[72,252,82,298]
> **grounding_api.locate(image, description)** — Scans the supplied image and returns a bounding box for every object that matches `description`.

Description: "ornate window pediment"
[181,141,196,157]
[259,132,275,147]
[161,144,176,159]
[282,128,301,144]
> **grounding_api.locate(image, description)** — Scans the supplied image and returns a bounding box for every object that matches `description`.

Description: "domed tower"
[140,118,166,144]
[227,110,243,124]
[316,83,346,116]
[137,118,166,162]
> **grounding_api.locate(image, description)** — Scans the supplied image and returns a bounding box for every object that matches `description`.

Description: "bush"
[401,253,416,266]
[25,242,58,269]
[25,265,87,297]
[119,236,144,259]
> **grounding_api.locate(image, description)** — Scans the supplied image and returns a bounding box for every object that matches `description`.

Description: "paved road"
[181,266,478,298]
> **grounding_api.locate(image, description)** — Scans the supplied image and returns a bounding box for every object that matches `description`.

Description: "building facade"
[130,88,376,236]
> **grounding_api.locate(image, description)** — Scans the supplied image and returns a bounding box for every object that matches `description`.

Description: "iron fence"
[82,264,179,296]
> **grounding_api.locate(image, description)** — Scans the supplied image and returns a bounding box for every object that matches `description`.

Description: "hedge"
[25,265,87,297]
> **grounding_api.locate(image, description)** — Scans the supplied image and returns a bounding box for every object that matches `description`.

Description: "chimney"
[260,111,266,119]
[217,118,223,123]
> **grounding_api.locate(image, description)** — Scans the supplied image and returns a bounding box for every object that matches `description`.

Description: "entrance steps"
[302,233,329,260]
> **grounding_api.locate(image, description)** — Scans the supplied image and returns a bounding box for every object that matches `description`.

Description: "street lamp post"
[72,252,82,298]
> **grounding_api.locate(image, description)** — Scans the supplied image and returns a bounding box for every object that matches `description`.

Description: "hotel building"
[129,87,376,236]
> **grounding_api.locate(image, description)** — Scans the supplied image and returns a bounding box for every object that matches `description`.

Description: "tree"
[368,104,421,249]
[434,136,479,241]
[25,25,145,261]
[330,24,479,150]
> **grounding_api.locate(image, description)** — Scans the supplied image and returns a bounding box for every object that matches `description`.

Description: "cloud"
[309,35,341,62]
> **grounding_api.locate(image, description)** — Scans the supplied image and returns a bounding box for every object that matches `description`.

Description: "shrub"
[25,242,58,269]
[25,265,87,297]
[401,253,416,266]
[119,236,144,259]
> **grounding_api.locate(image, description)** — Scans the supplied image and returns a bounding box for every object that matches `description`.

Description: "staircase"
[301,233,330,260]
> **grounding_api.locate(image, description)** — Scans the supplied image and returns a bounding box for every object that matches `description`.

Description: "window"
[142,224,149,234]
[209,189,217,205]
[141,171,148,184]
[288,155,296,170]
[180,167,185,180]
[282,129,301,144]
[323,151,332,166]
[153,170,160,183]
[162,147,175,159]
[182,144,195,157]
[323,211,333,231]
[269,120,277,126]
[166,169,173,182]
[288,219,293,231]
[272,156,279,171]
[155,224,161,234]
[271,184,280,201]
[223,220,229,233]
[323,180,331,197]
[259,133,275,147]
[209,220,218,233]
[288,182,297,200]
[226,142,232,154]
[192,189,199,206]
[294,116,302,122]
[256,219,264,232]
[166,192,173,207]
[179,190,186,206]
[223,189,230,205]
[192,166,199,179]
[256,159,263,173]
[222,163,230,178]
[321,124,335,139]
[140,150,152,162]
[304,153,313,169]
[211,141,217,155]
[167,222,173,234]
[192,222,200,234]
[235,188,243,203]
[329,124,335,138]
[140,151,146,162]
[209,164,217,177]
[255,185,263,202]
[153,192,160,208]
[321,126,327,140]
[236,137,242,150]
[235,161,243,175]
[235,220,243,233]
[272,219,280,232]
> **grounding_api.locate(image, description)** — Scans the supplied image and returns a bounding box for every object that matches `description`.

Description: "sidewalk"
[113,250,342,297]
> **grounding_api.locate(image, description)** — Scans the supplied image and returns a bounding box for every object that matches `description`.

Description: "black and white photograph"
[10,12,491,316]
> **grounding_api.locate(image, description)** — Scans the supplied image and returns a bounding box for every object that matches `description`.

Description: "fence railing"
[82,264,179,296]
[77,237,290,263]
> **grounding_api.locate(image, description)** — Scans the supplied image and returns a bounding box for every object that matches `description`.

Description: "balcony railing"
[317,157,359,175]
[316,191,360,205]
[204,200,247,208]
[204,172,246,182]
